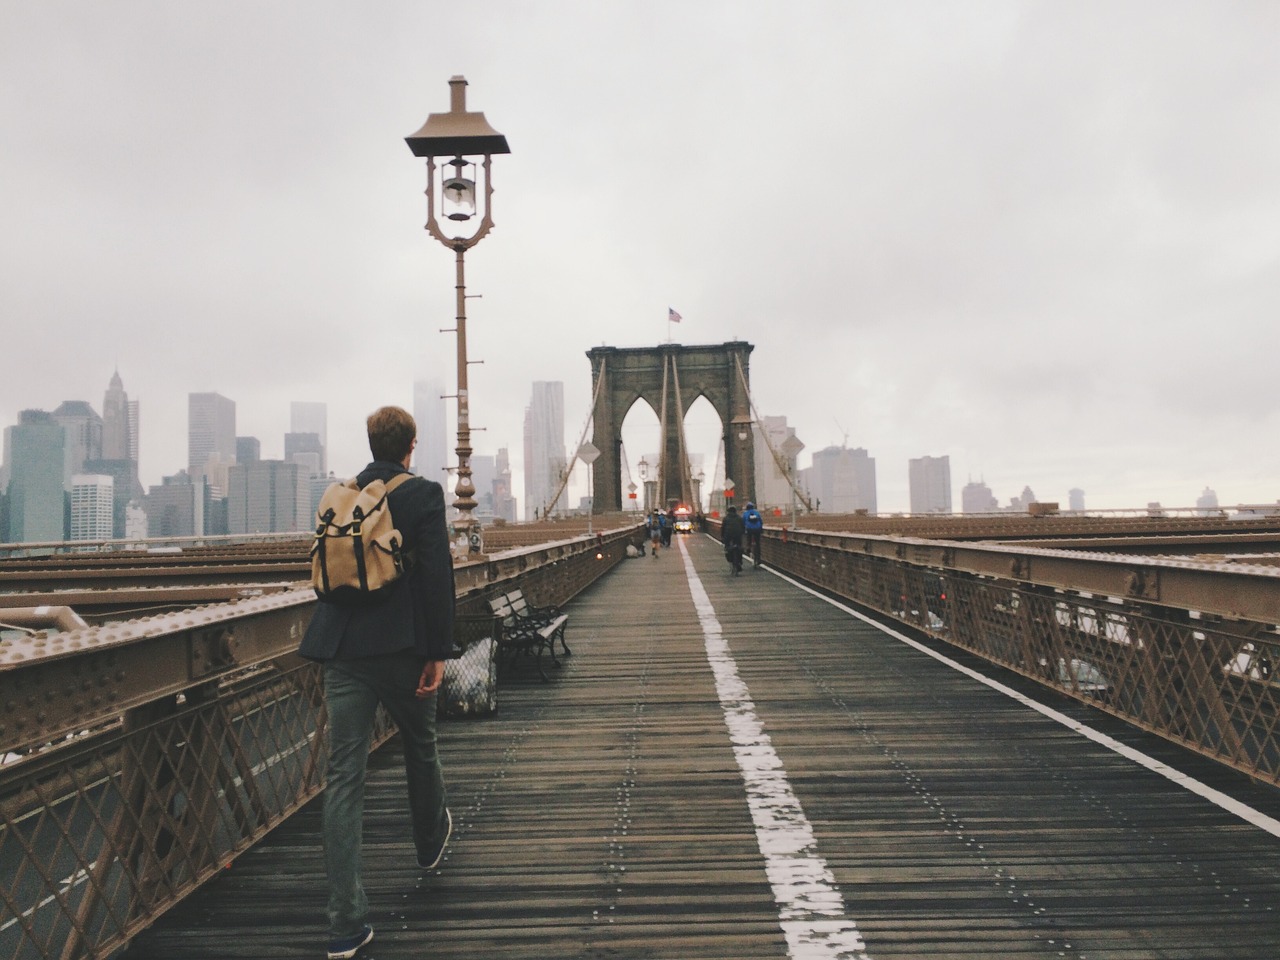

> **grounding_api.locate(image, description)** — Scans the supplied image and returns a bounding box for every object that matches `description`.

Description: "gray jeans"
[322,653,449,938]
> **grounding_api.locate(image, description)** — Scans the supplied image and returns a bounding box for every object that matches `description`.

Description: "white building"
[70,474,114,541]
[752,416,805,511]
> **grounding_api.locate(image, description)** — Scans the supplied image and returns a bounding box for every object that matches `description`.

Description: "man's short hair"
[367,406,416,463]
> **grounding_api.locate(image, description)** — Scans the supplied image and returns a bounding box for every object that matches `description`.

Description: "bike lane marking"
[677,536,872,959]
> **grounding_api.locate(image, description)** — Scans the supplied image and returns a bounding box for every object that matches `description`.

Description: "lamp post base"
[451,520,484,563]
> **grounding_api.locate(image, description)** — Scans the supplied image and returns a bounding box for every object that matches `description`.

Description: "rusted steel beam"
[0,584,295,618]
[0,562,312,592]
[0,525,644,758]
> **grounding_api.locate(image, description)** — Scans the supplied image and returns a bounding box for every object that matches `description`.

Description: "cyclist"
[742,502,764,567]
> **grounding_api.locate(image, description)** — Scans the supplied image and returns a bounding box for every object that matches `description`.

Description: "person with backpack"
[300,405,456,960]
[647,510,662,555]
[742,502,764,568]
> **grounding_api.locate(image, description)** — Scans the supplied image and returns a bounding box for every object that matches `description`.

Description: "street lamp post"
[406,75,510,562]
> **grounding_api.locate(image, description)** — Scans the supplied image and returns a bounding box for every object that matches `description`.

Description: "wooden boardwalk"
[122,534,1280,960]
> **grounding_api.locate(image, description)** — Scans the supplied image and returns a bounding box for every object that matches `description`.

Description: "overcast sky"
[3,2,1277,514]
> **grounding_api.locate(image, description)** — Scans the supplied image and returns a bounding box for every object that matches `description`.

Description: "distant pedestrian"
[660,510,673,547]
[721,505,745,576]
[300,406,456,960]
[742,502,764,567]
[648,511,662,555]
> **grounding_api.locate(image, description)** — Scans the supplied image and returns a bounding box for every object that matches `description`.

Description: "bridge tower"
[586,341,755,513]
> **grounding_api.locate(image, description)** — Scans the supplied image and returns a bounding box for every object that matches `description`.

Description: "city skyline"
[1,365,1260,534]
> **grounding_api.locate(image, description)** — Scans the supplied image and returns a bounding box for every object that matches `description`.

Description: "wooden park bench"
[487,588,570,681]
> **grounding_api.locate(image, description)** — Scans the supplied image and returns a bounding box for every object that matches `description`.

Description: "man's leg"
[322,661,380,940]
[373,653,449,865]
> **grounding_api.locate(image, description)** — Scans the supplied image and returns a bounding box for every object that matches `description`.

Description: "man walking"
[300,406,456,960]
[721,504,745,576]
[742,502,764,567]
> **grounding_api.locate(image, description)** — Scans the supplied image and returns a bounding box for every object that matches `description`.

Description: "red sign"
[628,492,637,499]
[724,489,734,498]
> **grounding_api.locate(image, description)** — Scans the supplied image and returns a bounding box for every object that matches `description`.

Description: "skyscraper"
[523,381,566,520]
[290,402,327,474]
[809,446,877,514]
[52,400,103,486]
[146,472,202,538]
[70,474,114,540]
[284,432,324,478]
[102,370,135,462]
[6,411,66,542]
[492,447,516,521]
[188,392,236,488]
[227,460,306,534]
[961,479,998,513]
[413,379,448,486]
[909,455,952,514]
[236,436,262,464]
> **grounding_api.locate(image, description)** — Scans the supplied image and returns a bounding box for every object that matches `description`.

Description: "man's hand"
[416,660,444,698]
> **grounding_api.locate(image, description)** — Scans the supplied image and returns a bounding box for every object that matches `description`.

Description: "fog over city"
[2,2,1277,514]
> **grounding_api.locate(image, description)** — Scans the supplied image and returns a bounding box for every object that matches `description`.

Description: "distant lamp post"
[406,75,510,562]
[638,457,650,512]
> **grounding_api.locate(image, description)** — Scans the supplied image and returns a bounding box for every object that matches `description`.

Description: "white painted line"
[763,562,1280,840]
[678,537,871,959]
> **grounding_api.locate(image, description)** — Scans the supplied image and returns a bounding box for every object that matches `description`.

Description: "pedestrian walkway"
[122,534,1280,960]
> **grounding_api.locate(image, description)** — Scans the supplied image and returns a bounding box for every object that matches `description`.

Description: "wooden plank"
[121,535,1280,959]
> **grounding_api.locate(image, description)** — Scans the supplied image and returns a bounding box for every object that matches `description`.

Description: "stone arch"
[587,342,754,512]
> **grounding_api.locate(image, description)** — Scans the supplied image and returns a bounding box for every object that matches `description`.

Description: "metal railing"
[756,528,1280,786]
[0,525,640,960]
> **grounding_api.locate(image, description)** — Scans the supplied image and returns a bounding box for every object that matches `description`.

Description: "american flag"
[668,307,682,324]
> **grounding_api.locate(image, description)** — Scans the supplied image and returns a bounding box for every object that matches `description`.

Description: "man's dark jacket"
[721,511,745,546]
[300,461,456,662]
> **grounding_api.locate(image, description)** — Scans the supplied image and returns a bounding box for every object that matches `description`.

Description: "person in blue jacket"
[742,501,764,567]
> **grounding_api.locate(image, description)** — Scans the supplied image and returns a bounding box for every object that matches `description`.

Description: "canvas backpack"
[310,472,415,602]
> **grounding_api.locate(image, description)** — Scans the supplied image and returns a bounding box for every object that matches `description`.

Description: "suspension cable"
[542,354,608,519]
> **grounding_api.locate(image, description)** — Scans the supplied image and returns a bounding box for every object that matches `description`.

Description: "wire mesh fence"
[765,533,1280,786]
